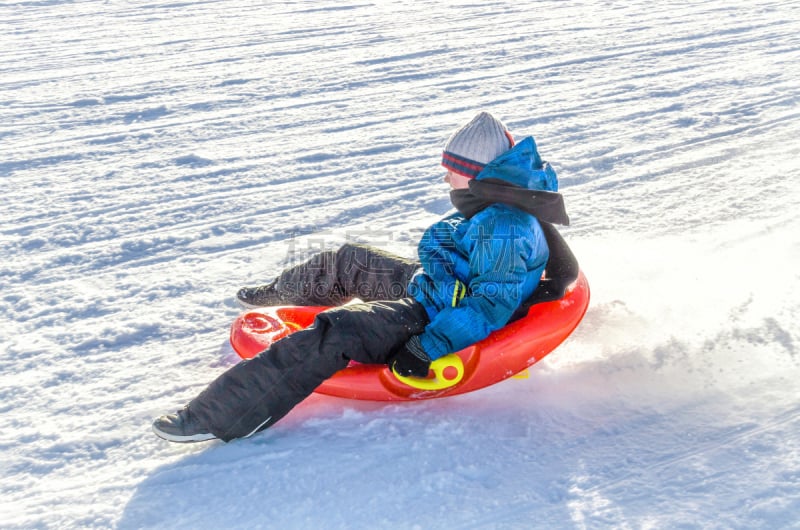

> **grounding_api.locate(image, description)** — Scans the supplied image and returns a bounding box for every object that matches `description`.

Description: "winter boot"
[152,407,217,443]
[236,279,289,308]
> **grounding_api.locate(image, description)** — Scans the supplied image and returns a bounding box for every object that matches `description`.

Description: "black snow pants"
[188,244,427,442]
[269,242,421,306]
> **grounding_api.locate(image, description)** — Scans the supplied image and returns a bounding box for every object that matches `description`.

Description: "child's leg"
[187,298,428,441]
[238,243,420,306]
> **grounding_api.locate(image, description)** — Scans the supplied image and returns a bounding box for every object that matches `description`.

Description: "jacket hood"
[475,136,558,192]
[449,135,569,225]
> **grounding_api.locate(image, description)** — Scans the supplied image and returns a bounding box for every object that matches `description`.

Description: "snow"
[2,0,799,527]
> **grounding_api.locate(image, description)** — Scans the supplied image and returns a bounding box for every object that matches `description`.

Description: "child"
[152,111,569,442]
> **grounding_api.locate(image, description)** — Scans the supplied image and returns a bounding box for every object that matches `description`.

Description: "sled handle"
[392,354,465,391]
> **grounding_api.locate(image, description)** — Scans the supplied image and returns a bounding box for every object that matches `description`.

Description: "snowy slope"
[2,0,799,528]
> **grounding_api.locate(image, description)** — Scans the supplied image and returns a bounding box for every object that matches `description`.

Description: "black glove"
[390,335,431,378]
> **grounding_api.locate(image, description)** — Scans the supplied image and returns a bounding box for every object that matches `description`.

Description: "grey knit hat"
[442,111,515,178]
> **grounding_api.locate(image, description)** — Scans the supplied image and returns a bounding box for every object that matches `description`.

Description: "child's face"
[444,170,471,190]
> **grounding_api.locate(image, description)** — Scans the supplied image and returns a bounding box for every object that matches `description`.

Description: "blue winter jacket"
[408,136,561,360]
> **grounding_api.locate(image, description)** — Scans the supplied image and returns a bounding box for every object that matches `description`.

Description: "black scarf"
[450,178,570,225]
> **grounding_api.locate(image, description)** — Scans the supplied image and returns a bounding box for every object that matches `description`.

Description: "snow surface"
[2,0,800,528]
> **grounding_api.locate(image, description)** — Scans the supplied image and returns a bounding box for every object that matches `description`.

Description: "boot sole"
[236,298,269,309]
[152,423,218,443]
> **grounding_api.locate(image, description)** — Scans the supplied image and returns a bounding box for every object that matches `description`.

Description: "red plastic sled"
[230,270,590,401]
